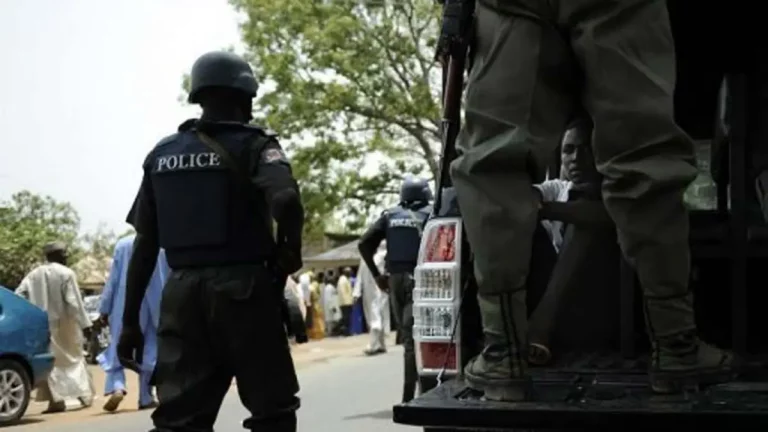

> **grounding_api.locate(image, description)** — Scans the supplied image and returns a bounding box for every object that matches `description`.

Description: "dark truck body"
[399,374,768,430]
[394,2,768,430]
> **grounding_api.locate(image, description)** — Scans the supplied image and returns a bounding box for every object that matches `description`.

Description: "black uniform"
[358,183,432,403]
[127,118,303,432]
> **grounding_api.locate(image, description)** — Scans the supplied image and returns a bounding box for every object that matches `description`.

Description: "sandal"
[528,343,552,366]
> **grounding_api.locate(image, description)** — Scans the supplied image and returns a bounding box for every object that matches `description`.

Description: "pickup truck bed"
[394,369,768,430]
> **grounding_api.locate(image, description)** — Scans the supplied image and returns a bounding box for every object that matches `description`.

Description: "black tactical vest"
[385,204,432,273]
[147,123,275,268]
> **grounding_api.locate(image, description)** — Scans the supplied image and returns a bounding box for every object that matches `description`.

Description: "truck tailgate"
[393,374,768,430]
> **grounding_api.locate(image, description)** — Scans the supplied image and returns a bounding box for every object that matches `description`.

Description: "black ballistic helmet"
[187,51,259,104]
[400,177,432,203]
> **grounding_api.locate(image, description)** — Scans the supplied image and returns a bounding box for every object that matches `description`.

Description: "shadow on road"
[343,409,394,421]
[91,408,146,418]
[3,417,44,428]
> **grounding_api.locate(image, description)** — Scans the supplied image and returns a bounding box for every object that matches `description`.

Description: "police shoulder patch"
[261,146,288,164]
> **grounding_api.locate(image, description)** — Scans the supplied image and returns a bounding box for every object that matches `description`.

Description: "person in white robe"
[298,271,312,311]
[322,274,341,335]
[15,242,95,413]
[285,275,306,320]
[354,245,391,355]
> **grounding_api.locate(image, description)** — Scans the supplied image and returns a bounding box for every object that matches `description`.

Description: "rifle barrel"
[435,50,468,213]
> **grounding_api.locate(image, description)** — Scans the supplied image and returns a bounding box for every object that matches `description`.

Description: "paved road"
[10,346,418,432]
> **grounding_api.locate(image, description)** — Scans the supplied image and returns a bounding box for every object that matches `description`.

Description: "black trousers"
[389,272,417,403]
[149,265,299,432]
[339,305,353,336]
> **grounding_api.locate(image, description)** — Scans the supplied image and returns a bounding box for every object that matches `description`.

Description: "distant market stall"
[73,255,111,292]
[301,240,361,272]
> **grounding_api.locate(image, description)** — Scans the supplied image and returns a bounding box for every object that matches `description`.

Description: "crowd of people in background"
[6,240,388,419]
[291,266,374,340]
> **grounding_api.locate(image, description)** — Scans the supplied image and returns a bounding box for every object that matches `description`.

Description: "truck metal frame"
[394,3,768,430]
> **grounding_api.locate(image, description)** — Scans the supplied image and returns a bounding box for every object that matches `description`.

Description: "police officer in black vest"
[358,177,433,403]
[117,51,304,432]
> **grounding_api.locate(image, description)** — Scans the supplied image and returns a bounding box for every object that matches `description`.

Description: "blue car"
[0,285,55,425]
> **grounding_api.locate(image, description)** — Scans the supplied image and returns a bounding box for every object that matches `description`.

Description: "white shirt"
[323,283,342,321]
[534,179,573,253]
[298,273,311,306]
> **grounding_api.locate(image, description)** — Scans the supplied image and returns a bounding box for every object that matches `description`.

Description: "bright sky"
[0,0,244,234]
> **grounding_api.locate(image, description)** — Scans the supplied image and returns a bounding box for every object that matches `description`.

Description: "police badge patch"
[262,148,287,164]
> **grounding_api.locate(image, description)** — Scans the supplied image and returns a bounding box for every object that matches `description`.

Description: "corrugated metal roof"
[73,255,112,287]
[302,240,386,268]
[303,240,360,264]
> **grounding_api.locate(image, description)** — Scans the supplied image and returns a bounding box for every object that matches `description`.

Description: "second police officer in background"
[117,51,304,432]
[358,177,433,403]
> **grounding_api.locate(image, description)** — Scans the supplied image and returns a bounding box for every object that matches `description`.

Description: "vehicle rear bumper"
[28,352,55,385]
[394,375,768,430]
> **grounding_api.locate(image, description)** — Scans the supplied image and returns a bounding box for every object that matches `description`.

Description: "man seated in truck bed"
[534,115,602,253]
[529,115,618,366]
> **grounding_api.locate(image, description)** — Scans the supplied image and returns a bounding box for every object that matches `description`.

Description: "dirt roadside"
[12,333,390,428]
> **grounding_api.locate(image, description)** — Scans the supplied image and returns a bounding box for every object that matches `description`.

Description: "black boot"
[243,412,297,432]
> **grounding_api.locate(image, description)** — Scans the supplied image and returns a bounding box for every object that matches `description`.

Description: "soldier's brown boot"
[633,241,736,393]
[642,288,735,393]
[649,330,736,394]
[464,290,530,401]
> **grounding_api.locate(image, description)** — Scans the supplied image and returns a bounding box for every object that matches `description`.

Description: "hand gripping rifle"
[433,0,475,214]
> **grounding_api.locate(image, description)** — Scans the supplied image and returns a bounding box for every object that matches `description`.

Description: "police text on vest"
[388,218,421,228]
[156,153,222,172]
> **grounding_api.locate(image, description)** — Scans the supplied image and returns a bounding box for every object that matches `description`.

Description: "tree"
[76,224,118,287]
[0,191,82,288]
[81,224,137,259]
[229,0,443,240]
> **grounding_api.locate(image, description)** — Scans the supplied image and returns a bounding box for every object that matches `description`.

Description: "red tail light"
[424,223,457,263]
[419,341,457,370]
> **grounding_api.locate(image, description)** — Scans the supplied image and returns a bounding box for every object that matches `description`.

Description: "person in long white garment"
[322,273,341,335]
[285,274,307,321]
[354,245,390,355]
[15,242,95,413]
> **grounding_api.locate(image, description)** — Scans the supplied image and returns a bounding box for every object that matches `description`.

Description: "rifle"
[434,0,475,214]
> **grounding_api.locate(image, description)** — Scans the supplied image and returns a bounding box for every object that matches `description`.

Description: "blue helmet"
[400,177,432,204]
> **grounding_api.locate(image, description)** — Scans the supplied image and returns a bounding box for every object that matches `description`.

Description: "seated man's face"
[561,124,599,186]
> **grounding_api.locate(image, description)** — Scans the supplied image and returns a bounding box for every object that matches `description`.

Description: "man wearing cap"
[16,242,95,413]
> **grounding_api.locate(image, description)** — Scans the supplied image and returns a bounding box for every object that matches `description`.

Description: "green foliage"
[80,223,127,261]
[229,0,443,238]
[75,224,123,287]
[0,191,82,288]
[0,191,136,289]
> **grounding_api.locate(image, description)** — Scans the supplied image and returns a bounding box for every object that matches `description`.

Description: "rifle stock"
[434,0,475,213]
